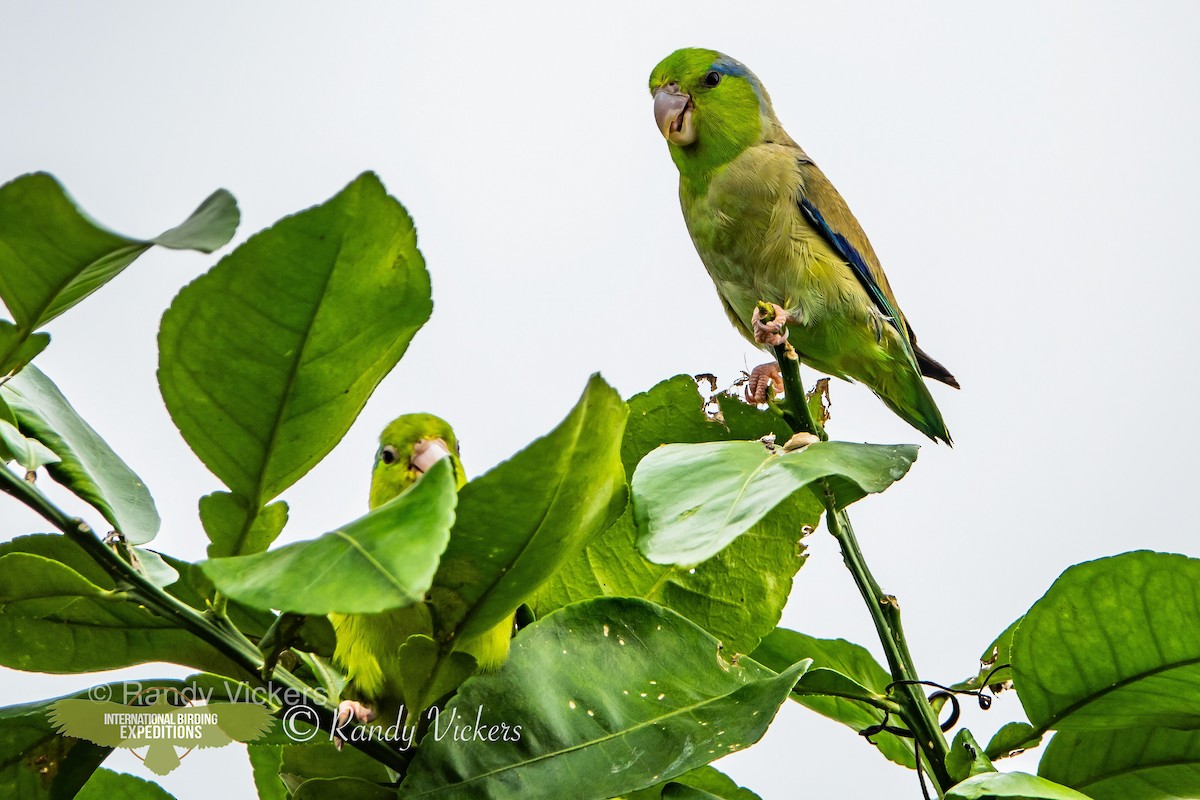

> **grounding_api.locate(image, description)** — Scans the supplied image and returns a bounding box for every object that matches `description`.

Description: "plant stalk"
[0,465,409,771]
[770,342,954,794]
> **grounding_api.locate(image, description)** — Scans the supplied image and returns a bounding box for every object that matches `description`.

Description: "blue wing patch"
[798,197,901,333]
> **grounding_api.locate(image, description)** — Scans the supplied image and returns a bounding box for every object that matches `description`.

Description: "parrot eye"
[380,445,399,465]
[703,70,721,88]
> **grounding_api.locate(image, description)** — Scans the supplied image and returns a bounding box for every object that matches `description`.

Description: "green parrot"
[649,48,959,443]
[330,414,514,727]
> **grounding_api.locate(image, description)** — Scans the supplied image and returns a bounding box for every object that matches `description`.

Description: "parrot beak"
[411,437,451,474]
[654,84,696,146]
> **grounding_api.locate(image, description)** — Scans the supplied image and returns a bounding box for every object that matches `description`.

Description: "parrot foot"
[746,362,785,404]
[333,700,376,751]
[752,303,790,347]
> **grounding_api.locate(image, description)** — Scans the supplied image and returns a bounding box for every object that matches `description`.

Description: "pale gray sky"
[3,1,1199,797]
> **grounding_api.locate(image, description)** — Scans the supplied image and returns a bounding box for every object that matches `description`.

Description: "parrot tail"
[914,343,960,389]
[877,374,954,446]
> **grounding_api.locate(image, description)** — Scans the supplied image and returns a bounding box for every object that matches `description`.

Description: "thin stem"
[767,342,953,794]
[0,465,409,772]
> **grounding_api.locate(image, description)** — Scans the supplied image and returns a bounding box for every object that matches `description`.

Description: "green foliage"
[429,373,628,643]
[751,628,915,768]
[625,766,763,800]
[202,458,458,615]
[77,769,179,799]
[158,171,429,557]
[0,172,237,377]
[534,375,818,656]
[400,598,806,799]
[1013,550,1200,731]
[0,692,109,800]
[945,771,1092,799]
[1039,727,1200,800]
[3,365,160,543]
[633,439,917,565]
[1,171,1194,800]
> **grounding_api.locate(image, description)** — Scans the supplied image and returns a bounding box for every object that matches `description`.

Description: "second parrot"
[330,414,515,727]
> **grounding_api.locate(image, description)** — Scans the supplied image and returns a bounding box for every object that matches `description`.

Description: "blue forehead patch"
[711,55,767,111]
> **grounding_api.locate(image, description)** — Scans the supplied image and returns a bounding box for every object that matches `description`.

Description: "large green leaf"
[1013,551,1200,731]
[534,376,816,656]
[429,374,627,642]
[0,534,247,677]
[751,627,915,768]
[0,693,109,800]
[3,364,160,543]
[946,771,1093,799]
[158,172,431,541]
[0,172,237,375]
[200,493,288,559]
[624,766,763,800]
[1040,727,1200,800]
[202,458,456,614]
[401,598,806,799]
[77,769,177,799]
[633,439,917,565]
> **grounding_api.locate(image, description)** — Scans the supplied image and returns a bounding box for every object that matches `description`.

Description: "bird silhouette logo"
[47,687,274,775]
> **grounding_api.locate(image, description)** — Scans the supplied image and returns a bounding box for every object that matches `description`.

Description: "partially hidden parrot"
[330,414,515,727]
[649,48,959,443]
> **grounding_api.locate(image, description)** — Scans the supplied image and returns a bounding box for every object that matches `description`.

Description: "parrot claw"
[752,303,790,346]
[746,362,785,404]
[333,700,376,750]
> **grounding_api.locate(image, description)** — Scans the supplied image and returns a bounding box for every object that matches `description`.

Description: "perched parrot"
[330,414,515,728]
[649,48,959,443]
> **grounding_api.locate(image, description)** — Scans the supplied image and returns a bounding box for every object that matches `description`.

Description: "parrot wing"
[796,159,914,349]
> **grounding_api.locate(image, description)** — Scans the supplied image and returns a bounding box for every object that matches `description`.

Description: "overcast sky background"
[3,2,1199,797]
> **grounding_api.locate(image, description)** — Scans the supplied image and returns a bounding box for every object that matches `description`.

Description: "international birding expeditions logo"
[47,683,274,776]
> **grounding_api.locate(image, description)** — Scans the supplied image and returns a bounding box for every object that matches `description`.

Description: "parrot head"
[369,413,466,508]
[649,48,778,177]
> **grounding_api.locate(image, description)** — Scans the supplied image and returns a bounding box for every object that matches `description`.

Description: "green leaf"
[0,418,59,470]
[0,172,237,375]
[1040,727,1200,800]
[401,597,807,799]
[0,322,49,376]
[158,171,430,515]
[0,534,249,677]
[200,492,288,559]
[534,375,815,656]
[633,439,918,565]
[289,777,393,800]
[750,627,915,768]
[946,772,1094,800]
[946,728,997,784]
[0,693,109,799]
[398,635,477,712]
[0,552,110,617]
[625,766,763,800]
[280,741,392,784]
[985,722,1042,761]
[3,364,160,543]
[77,769,177,799]
[1013,551,1200,731]
[429,374,627,642]
[202,458,456,614]
[130,548,179,588]
[247,745,288,800]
